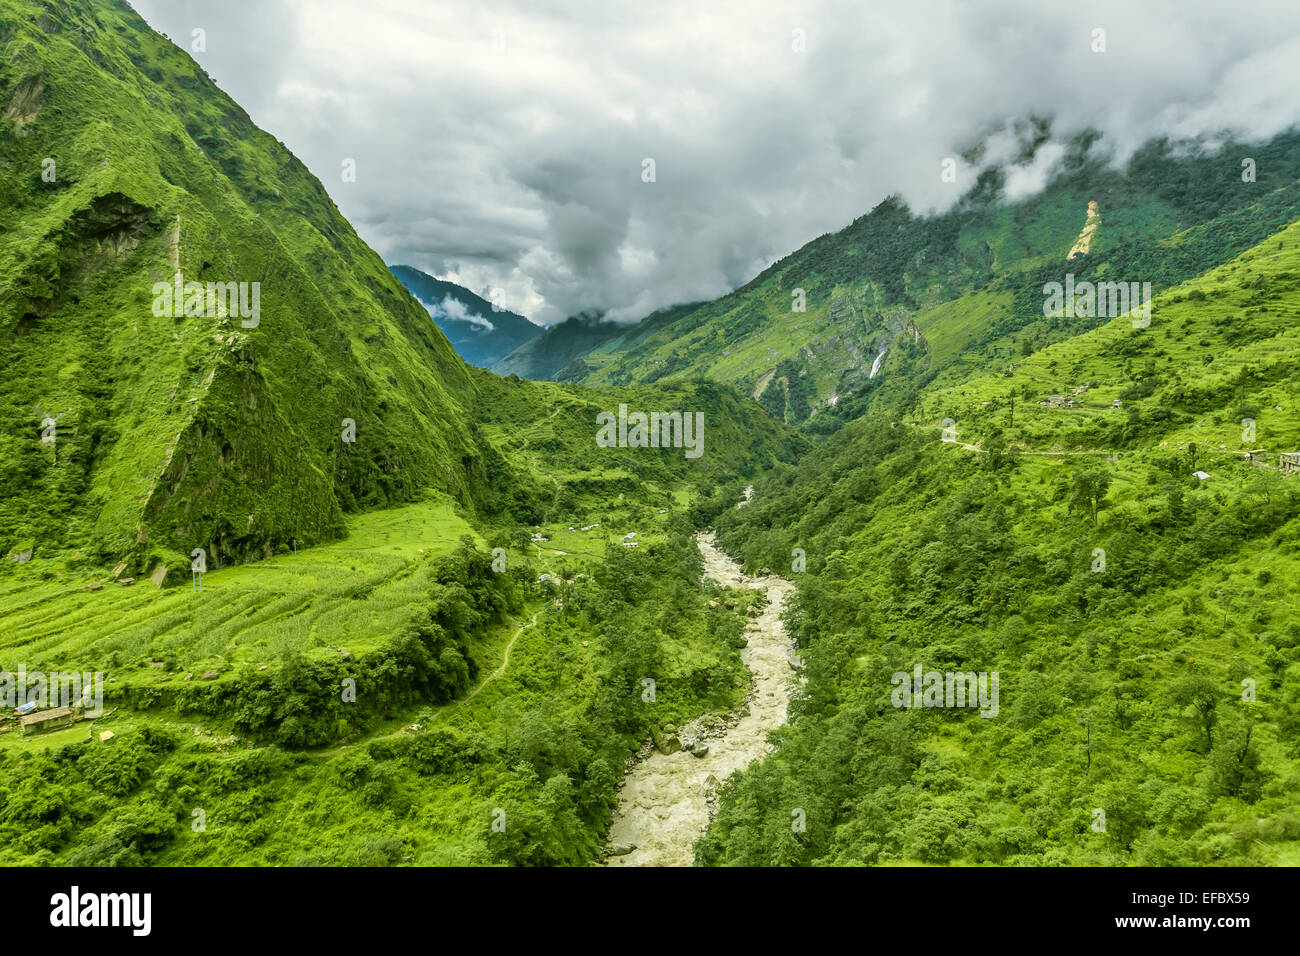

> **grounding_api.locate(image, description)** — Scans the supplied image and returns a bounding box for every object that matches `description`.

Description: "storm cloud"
[132,0,1300,324]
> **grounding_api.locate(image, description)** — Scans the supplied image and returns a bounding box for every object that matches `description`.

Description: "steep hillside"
[578,129,1300,428]
[4,0,1296,876]
[0,348,799,867]
[390,265,540,368]
[491,313,624,381]
[0,0,495,580]
[491,302,708,383]
[694,218,1300,866]
[474,368,803,520]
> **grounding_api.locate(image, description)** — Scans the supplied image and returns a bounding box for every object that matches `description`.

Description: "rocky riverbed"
[602,529,798,866]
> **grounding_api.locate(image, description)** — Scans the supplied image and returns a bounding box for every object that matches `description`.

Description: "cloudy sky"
[132,0,1300,325]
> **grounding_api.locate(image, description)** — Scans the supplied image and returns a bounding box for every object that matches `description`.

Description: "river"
[602,526,797,866]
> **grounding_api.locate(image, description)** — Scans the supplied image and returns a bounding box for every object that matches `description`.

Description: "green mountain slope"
[490,313,623,381]
[695,217,1300,866]
[578,129,1300,429]
[490,301,708,382]
[4,0,1296,874]
[0,0,493,578]
[390,265,540,368]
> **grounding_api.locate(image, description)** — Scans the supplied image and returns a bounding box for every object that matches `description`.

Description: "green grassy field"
[0,496,481,680]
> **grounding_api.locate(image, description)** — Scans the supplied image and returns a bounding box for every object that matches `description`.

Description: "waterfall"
[870,347,888,379]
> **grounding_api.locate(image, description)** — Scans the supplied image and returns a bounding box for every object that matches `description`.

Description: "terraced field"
[0,498,483,700]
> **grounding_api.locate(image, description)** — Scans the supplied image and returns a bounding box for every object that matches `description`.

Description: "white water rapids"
[602,527,797,866]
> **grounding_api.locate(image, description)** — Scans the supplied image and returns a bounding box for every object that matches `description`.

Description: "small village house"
[19,705,82,737]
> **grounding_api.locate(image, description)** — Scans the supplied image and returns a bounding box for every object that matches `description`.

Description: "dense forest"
[693,219,1300,865]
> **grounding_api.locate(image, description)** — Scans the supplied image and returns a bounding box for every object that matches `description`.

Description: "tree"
[1069,470,1112,525]
[1173,673,1218,752]
[1208,708,1265,802]
[1077,708,1096,775]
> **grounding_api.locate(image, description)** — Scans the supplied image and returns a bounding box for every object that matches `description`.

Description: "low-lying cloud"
[425,295,494,333]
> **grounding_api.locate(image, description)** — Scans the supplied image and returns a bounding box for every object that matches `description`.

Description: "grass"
[0,496,480,679]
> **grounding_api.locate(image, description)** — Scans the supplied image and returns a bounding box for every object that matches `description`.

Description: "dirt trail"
[313,612,539,758]
[603,529,797,866]
[458,611,538,704]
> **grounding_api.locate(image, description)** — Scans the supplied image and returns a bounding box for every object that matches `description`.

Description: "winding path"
[458,611,538,704]
[315,611,541,757]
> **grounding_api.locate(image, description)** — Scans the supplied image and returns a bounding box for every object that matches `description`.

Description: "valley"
[1,0,1298,872]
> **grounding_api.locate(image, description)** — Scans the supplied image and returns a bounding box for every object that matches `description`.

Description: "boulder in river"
[649,724,682,755]
[608,843,637,856]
